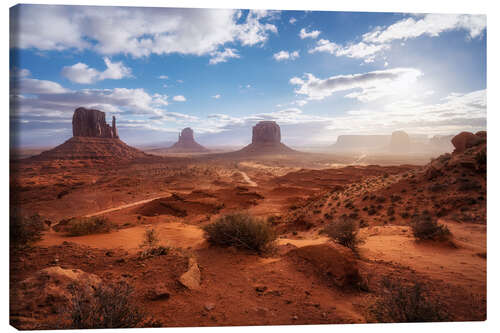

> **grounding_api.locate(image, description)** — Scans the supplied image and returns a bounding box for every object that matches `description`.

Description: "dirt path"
[239,171,258,187]
[84,193,172,217]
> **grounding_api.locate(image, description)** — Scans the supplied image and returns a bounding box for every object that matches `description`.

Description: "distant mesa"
[389,130,410,152]
[33,107,149,161]
[165,127,209,153]
[237,121,296,154]
[332,135,390,151]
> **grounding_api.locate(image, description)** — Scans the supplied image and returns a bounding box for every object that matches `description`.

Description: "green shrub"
[323,217,360,250]
[370,277,449,322]
[203,212,276,253]
[61,217,115,236]
[69,281,143,328]
[10,212,46,247]
[410,213,451,241]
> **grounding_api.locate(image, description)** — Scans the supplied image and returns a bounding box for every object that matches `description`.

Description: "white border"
[2,1,498,332]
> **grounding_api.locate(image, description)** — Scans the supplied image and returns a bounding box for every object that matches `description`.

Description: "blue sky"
[10,5,486,147]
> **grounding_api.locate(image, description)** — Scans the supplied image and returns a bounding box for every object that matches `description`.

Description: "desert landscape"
[9,107,486,329]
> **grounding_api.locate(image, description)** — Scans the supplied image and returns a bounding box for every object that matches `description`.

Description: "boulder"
[451,131,481,153]
[286,243,360,288]
[252,121,281,144]
[12,266,102,315]
[178,258,201,290]
[72,107,118,139]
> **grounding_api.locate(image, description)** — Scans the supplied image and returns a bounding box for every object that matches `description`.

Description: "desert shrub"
[410,213,451,241]
[323,217,360,250]
[63,217,115,236]
[370,277,449,322]
[203,212,276,253]
[139,228,169,259]
[10,211,45,247]
[69,281,143,329]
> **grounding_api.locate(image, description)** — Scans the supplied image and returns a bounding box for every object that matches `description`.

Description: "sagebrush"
[203,212,276,253]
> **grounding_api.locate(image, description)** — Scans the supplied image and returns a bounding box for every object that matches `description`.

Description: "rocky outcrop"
[252,121,281,144]
[286,243,360,289]
[166,127,208,153]
[390,130,410,152]
[72,107,118,139]
[235,121,296,155]
[451,131,483,153]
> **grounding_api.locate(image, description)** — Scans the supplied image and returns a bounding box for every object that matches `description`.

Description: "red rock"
[286,243,360,288]
[236,121,296,155]
[72,107,118,139]
[167,127,208,153]
[451,132,481,153]
[252,121,281,144]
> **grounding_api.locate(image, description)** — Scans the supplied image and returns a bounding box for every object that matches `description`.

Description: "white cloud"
[172,95,186,102]
[289,17,297,24]
[308,39,339,54]
[299,28,321,39]
[309,39,389,62]
[10,68,31,78]
[11,5,278,61]
[157,75,169,79]
[212,94,221,99]
[273,50,300,61]
[363,14,486,44]
[62,57,132,84]
[209,48,240,65]
[290,67,423,102]
[12,77,68,95]
[307,14,485,64]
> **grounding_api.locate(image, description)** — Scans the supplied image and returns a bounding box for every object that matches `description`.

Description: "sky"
[9,5,486,148]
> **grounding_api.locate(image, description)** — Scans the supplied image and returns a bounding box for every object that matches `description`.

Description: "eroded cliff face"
[251,121,281,144]
[72,107,118,139]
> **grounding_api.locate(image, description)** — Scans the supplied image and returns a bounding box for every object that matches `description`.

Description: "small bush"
[370,277,449,322]
[69,281,144,329]
[139,228,169,259]
[10,212,46,247]
[62,217,115,236]
[323,217,360,250]
[410,213,451,241]
[203,213,276,253]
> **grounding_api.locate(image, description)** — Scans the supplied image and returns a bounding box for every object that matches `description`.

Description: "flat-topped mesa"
[234,121,296,155]
[390,130,410,152]
[72,107,118,139]
[252,121,281,144]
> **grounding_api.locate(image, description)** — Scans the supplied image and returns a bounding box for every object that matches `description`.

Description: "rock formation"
[332,135,391,151]
[237,121,296,155]
[33,107,150,162]
[252,121,281,144]
[166,127,208,153]
[390,130,410,152]
[451,131,484,153]
[72,107,118,139]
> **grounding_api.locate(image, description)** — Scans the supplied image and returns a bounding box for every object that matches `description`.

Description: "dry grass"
[370,277,449,322]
